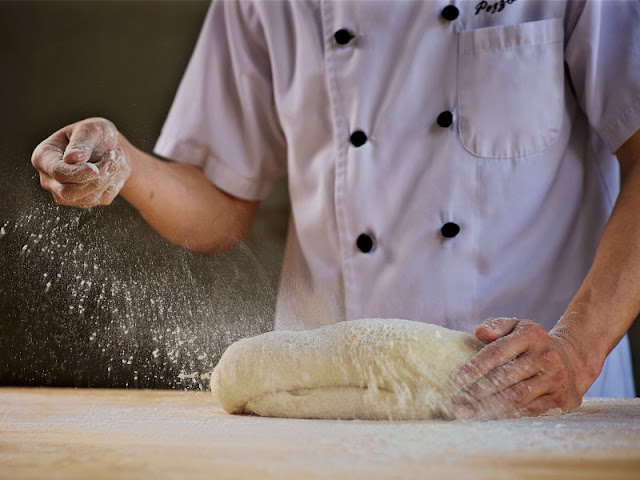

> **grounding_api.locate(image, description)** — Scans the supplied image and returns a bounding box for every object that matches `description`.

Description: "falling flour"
[1,200,276,388]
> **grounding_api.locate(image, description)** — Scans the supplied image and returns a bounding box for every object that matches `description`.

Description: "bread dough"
[210,319,483,420]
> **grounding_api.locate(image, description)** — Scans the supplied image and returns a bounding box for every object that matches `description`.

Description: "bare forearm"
[552,130,640,393]
[119,135,258,254]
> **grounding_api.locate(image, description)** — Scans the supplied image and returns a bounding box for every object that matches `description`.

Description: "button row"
[335,4,458,49]
[356,223,461,253]
[348,6,460,253]
[350,111,452,147]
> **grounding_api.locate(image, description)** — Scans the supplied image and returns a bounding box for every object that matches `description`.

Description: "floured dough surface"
[211,319,483,420]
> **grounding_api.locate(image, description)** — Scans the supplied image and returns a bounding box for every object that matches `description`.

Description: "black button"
[437,111,453,128]
[334,29,355,45]
[356,233,375,253]
[350,130,368,147]
[441,5,459,21]
[441,222,460,238]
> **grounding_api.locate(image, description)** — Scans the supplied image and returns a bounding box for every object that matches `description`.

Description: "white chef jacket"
[155,0,640,398]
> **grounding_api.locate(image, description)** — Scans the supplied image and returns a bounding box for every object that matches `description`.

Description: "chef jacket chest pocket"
[457,18,564,159]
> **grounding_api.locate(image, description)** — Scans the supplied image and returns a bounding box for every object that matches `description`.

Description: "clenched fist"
[31,117,131,208]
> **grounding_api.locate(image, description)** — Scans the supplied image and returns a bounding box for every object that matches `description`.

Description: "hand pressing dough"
[211,319,483,420]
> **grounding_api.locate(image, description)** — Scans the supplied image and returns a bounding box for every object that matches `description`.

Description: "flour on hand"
[211,319,483,420]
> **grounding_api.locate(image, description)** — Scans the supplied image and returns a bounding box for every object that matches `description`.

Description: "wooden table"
[1,388,639,479]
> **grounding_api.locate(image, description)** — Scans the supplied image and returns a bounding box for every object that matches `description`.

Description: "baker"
[31,0,640,419]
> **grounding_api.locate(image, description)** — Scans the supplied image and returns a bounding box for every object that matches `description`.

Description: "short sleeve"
[564,0,640,153]
[154,0,287,201]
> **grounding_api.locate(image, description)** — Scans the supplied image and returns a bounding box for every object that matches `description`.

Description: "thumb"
[62,119,116,165]
[474,317,518,344]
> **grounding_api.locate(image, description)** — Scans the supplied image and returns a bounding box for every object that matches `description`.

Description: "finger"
[39,171,59,195]
[62,151,122,203]
[72,150,126,206]
[52,160,100,183]
[55,175,110,204]
[41,152,121,206]
[451,321,548,390]
[72,193,105,209]
[447,374,552,420]
[74,182,112,207]
[450,346,568,410]
[52,144,122,185]
[451,353,542,403]
[32,137,99,184]
[450,337,528,391]
[474,317,518,343]
[31,126,73,171]
[92,148,121,176]
[41,174,100,207]
[31,137,63,171]
[512,394,565,418]
[63,118,117,164]
[74,182,119,208]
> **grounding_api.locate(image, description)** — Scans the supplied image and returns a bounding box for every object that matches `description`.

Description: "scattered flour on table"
[3,390,638,480]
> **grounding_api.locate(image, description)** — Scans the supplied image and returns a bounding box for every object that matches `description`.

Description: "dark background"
[0,0,288,389]
[0,0,638,393]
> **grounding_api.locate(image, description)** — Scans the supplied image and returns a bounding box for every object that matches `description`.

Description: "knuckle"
[510,385,526,404]
[60,184,90,203]
[490,371,508,390]
[57,184,73,198]
[50,183,65,198]
[91,117,117,137]
[553,391,568,407]
[528,323,547,339]
[84,193,102,207]
[32,145,55,170]
[85,123,100,138]
[53,194,72,206]
[540,348,562,365]
[31,145,43,167]
[568,396,582,411]
[519,323,548,345]
[484,317,500,327]
[469,358,487,376]
[552,367,568,384]
[99,195,113,206]
[490,317,516,329]
[456,405,477,421]
[73,120,100,140]
[519,358,537,376]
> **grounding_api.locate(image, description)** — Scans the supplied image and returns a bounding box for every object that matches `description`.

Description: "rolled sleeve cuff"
[154,134,277,201]
[600,96,640,153]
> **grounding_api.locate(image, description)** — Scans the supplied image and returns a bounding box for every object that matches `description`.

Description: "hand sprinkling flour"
[31,117,131,209]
